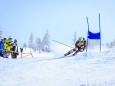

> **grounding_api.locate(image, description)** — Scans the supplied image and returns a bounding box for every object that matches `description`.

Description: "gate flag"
[86,13,101,52]
[88,30,100,39]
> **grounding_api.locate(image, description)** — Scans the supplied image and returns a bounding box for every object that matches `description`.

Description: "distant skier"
[64,37,86,56]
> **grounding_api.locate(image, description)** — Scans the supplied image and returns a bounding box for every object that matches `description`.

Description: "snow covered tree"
[28,32,34,49]
[23,43,27,50]
[106,43,110,48]
[112,39,115,47]
[35,37,42,53]
[109,39,115,48]
[42,30,51,52]
[72,32,77,45]
[110,42,113,48]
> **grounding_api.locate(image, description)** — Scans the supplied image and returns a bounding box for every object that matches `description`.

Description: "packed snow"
[0,46,115,86]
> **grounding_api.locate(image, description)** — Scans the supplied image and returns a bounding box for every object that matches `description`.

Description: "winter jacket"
[0,41,4,53]
[75,41,83,47]
[11,44,19,58]
[75,39,86,48]
[4,39,13,51]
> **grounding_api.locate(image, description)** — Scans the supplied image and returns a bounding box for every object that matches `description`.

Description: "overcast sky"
[0,0,115,47]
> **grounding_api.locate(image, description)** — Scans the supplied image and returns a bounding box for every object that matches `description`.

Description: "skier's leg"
[72,47,80,56]
[64,49,75,56]
[73,51,78,56]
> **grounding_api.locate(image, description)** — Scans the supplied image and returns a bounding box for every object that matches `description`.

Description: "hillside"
[0,47,115,86]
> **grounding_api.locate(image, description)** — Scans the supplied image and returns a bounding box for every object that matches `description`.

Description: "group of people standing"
[0,36,19,58]
[0,36,86,58]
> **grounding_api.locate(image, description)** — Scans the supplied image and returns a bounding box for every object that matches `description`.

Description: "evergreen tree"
[23,43,27,50]
[106,43,110,48]
[73,32,77,45]
[28,32,34,49]
[35,37,42,53]
[42,30,51,52]
[110,39,115,48]
[113,39,115,47]
[110,42,113,48]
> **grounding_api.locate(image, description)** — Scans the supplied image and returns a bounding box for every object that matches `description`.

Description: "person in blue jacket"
[0,39,4,57]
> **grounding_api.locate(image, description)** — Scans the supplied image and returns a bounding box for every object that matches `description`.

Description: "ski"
[52,55,74,60]
[50,56,65,60]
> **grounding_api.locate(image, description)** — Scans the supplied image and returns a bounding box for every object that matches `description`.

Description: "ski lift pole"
[52,40,74,48]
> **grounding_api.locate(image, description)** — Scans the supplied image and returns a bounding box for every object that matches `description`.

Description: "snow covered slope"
[0,47,115,86]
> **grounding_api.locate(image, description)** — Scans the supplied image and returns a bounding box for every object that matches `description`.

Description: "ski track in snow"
[0,50,115,86]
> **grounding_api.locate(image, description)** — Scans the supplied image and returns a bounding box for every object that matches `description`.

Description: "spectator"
[11,39,19,58]
[0,39,4,57]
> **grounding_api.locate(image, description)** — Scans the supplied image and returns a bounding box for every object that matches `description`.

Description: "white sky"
[0,0,115,46]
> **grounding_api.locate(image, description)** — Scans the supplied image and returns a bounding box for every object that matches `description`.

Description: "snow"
[0,46,115,86]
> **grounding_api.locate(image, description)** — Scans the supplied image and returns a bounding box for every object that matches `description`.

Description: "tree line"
[23,31,115,52]
[23,30,51,53]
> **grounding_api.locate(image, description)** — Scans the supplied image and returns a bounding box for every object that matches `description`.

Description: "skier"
[11,39,19,58]
[64,37,86,56]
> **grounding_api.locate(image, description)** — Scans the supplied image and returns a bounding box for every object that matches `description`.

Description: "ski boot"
[64,52,71,56]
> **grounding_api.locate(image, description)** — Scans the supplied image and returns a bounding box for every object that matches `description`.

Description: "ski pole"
[52,40,74,48]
